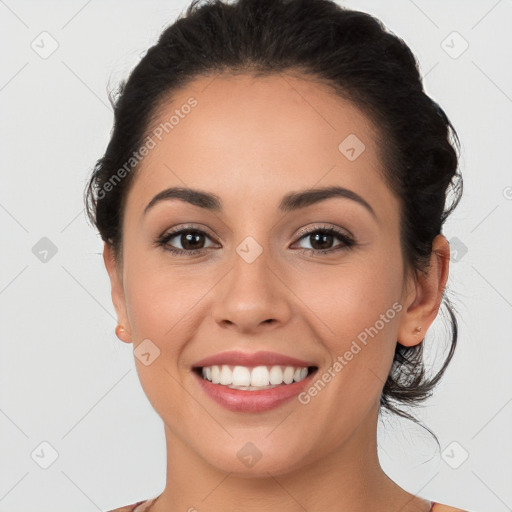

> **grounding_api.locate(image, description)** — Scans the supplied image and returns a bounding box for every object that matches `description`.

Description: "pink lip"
[192,350,316,369]
[191,350,318,413]
[193,370,317,412]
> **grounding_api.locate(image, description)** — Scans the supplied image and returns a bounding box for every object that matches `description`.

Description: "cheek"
[124,266,206,341]
[293,254,403,342]
[290,251,404,404]
[121,258,213,414]
[292,257,403,429]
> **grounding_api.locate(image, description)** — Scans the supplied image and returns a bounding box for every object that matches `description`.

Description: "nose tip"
[218,313,278,332]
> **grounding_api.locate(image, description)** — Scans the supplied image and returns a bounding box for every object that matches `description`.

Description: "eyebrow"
[143,185,376,219]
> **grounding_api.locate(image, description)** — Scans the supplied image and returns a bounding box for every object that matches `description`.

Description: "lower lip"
[193,370,316,412]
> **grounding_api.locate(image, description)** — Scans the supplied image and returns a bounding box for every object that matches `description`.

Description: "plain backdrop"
[1,1,511,511]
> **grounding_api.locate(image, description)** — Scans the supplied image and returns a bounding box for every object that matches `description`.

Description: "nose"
[211,247,293,334]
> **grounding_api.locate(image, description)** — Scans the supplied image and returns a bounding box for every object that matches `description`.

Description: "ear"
[103,242,132,344]
[397,234,450,347]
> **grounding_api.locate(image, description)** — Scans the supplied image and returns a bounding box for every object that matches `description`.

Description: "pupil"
[312,233,332,250]
[182,232,203,250]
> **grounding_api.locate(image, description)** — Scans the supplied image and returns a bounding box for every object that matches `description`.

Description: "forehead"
[125,72,397,224]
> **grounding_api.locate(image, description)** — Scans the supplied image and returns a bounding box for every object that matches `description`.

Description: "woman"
[85,0,468,510]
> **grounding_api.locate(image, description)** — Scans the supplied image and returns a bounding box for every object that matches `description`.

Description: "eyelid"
[159,223,352,244]
[294,223,354,240]
[163,223,219,239]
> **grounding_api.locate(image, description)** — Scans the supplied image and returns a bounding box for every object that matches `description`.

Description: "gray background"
[1,0,511,511]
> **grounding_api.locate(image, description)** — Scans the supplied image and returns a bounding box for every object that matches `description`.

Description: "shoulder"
[107,497,157,512]
[431,503,470,512]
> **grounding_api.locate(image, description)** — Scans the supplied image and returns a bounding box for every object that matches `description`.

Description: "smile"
[191,351,319,412]
[198,364,311,390]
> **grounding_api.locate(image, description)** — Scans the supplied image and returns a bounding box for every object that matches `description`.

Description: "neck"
[152,405,430,512]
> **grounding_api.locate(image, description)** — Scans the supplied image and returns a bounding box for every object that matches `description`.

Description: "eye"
[155,226,218,255]
[293,225,355,254]
[155,224,356,256]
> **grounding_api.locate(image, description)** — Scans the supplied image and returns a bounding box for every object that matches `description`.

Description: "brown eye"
[156,228,217,255]
[307,231,335,250]
[177,231,206,250]
[294,227,355,254]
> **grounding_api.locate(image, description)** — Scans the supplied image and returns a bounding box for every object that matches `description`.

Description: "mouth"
[191,351,319,412]
[193,364,318,391]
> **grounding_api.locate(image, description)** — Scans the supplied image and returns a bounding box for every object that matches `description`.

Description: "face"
[105,72,443,477]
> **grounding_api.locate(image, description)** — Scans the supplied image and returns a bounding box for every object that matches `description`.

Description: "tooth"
[269,365,283,385]
[211,365,221,384]
[219,365,233,385]
[251,366,270,386]
[283,366,295,384]
[204,364,310,387]
[232,366,251,386]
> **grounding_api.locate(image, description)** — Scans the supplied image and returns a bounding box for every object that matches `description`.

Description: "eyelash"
[155,224,356,257]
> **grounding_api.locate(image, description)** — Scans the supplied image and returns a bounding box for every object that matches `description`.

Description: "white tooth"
[283,366,295,384]
[219,365,233,385]
[232,366,251,386]
[269,365,284,385]
[207,364,308,387]
[251,366,270,386]
[211,365,221,384]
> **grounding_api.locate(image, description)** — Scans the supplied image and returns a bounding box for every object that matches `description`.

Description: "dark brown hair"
[84,0,463,442]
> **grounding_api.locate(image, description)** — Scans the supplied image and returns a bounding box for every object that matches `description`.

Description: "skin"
[103,72,450,512]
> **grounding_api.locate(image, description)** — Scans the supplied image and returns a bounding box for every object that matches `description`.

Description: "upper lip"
[192,350,317,368]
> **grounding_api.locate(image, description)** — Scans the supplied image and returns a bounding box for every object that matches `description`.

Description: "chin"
[197,437,314,478]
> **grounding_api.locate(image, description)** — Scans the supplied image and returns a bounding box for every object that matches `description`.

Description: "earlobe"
[102,242,133,344]
[115,324,132,344]
[397,234,450,347]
